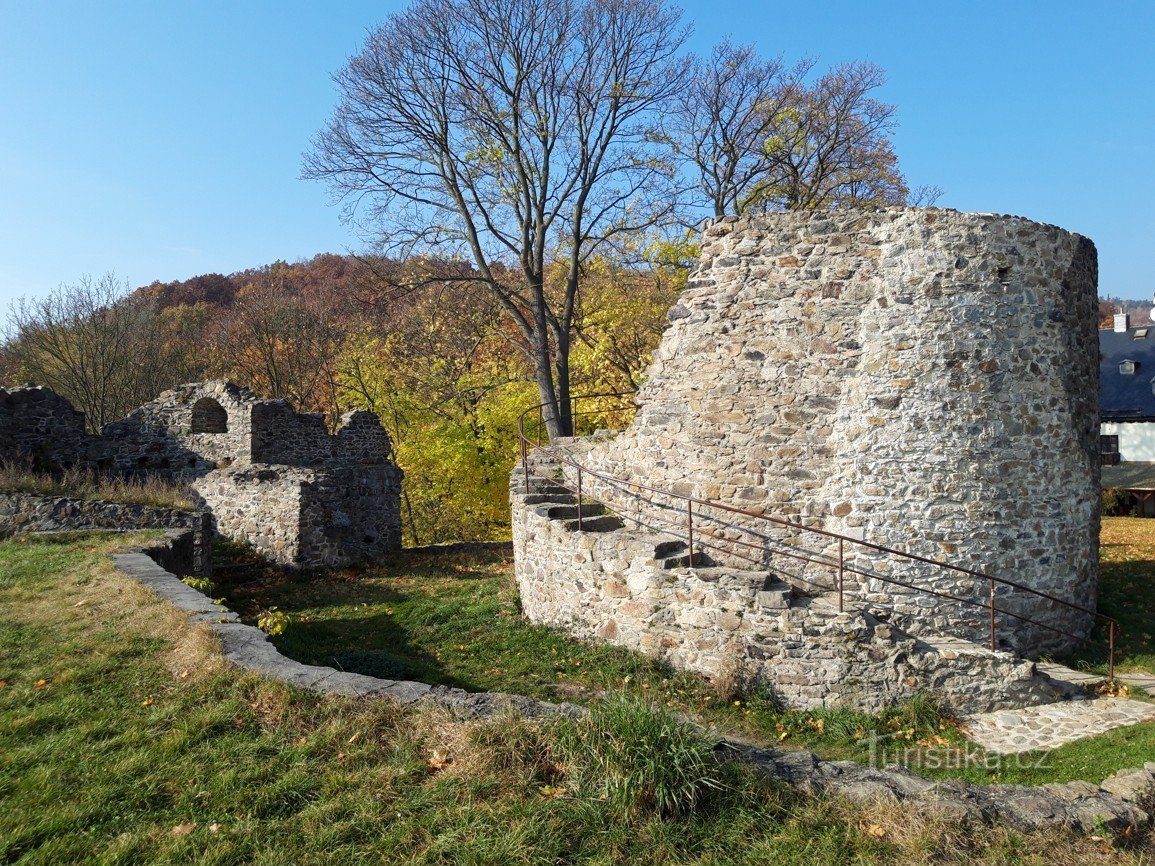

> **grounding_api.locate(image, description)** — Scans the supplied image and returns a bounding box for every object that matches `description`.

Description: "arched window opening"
[190,397,228,434]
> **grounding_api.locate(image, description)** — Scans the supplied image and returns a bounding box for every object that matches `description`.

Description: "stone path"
[964,697,1155,754]
[1036,659,1155,695]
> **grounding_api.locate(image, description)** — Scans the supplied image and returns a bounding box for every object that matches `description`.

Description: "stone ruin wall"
[0,380,404,568]
[0,386,88,467]
[565,208,1100,655]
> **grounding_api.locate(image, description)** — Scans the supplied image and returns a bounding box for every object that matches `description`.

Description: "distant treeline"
[2,252,681,545]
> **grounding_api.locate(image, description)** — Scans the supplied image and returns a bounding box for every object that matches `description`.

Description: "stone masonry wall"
[1,380,404,568]
[99,381,255,475]
[512,459,1067,715]
[568,208,1100,655]
[194,461,403,568]
[0,386,88,466]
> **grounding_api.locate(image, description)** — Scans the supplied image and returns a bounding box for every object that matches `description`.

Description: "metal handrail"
[517,392,1119,681]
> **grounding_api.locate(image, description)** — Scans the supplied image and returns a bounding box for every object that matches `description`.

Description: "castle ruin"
[512,207,1101,714]
[1,381,403,567]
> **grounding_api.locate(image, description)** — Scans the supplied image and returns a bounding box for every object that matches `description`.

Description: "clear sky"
[1,0,1152,308]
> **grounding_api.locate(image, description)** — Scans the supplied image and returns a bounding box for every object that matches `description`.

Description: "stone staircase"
[511,453,1144,734]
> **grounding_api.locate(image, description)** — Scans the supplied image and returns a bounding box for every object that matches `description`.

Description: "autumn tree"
[208,267,344,418]
[6,273,205,430]
[304,0,691,440]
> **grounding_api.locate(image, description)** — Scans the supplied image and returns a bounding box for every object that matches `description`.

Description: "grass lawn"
[8,533,1140,864]
[214,520,1155,789]
[1078,517,1155,676]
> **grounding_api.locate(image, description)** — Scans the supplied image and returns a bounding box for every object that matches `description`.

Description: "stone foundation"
[0,491,212,576]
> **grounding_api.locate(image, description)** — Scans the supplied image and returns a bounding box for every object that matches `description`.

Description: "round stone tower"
[574,208,1100,654]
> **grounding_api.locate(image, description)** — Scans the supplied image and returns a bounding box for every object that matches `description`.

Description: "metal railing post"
[577,466,583,531]
[988,577,997,651]
[687,501,694,568]
[537,405,543,446]
[838,538,844,613]
[521,435,529,494]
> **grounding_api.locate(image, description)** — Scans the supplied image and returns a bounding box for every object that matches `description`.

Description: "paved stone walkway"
[964,697,1155,754]
[1035,660,1155,695]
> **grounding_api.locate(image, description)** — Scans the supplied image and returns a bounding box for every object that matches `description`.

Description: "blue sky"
[1,0,1152,308]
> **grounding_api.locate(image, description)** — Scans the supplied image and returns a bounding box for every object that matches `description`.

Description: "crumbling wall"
[1,380,405,568]
[563,208,1100,655]
[98,381,255,475]
[0,386,88,466]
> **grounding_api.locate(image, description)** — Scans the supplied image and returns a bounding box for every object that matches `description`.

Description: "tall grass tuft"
[554,694,725,818]
[0,461,196,511]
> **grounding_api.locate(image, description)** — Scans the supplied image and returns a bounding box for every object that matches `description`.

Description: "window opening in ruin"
[190,397,229,434]
[996,265,1011,284]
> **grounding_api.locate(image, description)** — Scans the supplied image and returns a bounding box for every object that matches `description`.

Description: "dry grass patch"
[0,461,196,510]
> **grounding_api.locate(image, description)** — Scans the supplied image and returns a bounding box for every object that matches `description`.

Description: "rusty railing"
[517,393,1119,681]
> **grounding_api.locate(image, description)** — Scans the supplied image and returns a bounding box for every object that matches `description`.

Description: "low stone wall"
[114,535,578,720]
[115,532,1155,834]
[0,491,213,576]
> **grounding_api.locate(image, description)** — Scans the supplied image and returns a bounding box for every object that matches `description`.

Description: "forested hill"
[6,252,679,546]
[132,253,371,311]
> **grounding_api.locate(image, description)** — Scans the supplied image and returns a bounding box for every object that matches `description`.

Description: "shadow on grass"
[1067,521,1155,675]
[216,544,535,694]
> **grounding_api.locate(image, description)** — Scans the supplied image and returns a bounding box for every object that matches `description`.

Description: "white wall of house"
[1102,421,1155,461]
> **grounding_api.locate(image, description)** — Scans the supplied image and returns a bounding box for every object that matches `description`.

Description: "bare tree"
[673,41,813,220]
[750,61,909,211]
[677,55,931,217]
[6,273,200,430]
[304,0,691,439]
[209,272,344,418]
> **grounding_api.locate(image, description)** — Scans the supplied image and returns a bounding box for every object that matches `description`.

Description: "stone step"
[538,503,607,521]
[655,538,693,558]
[522,492,578,505]
[527,482,571,495]
[756,584,792,609]
[1034,660,1107,698]
[562,514,625,533]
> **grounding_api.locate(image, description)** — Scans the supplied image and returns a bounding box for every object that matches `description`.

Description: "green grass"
[4,533,1150,863]
[1073,517,1155,676]
[215,522,1155,789]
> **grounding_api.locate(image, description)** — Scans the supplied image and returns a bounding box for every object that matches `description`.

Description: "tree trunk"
[531,330,566,442]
